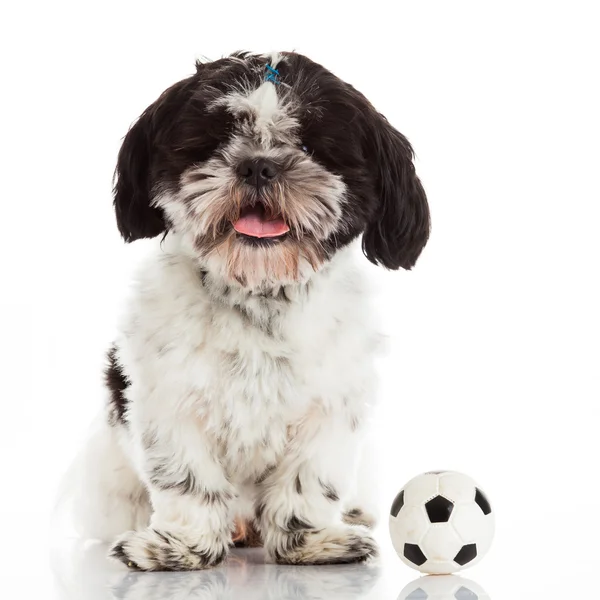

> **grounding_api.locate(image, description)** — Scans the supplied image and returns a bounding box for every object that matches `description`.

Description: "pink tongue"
[233,210,290,238]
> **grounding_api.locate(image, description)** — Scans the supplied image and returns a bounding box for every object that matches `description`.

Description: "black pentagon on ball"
[425,495,454,523]
[455,586,478,600]
[404,543,427,566]
[454,543,477,566]
[390,490,405,517]
[475,488,492,515]
[407,589,428,600]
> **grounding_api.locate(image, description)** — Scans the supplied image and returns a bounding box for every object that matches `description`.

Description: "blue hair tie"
[265,63,281,85]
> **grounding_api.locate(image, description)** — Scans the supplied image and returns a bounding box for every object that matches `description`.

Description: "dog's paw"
[342,507,377,529]
[109,528,227,571]
[270,525,378,565]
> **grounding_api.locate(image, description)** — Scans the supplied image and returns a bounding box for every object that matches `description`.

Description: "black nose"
[237,158,278,187]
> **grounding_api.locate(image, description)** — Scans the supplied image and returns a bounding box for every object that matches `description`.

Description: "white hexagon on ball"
[421,526,462,562]
[438,472,478,504]
[403,472,440,506]
[452,503,487,543]
[389,471,495,574]
[390,505,429,546]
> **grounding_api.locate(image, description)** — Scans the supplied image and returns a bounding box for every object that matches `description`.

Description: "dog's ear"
[113,80,191,242]
[361,113,430,270]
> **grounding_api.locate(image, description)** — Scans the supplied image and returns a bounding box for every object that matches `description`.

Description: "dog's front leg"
[109,418,234,571]
[258,411,378,565]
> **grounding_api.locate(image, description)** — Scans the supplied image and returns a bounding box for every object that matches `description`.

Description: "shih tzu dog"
[71,51,430,571]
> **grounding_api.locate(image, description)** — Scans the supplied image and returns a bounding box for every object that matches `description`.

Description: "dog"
[69,51,430,571]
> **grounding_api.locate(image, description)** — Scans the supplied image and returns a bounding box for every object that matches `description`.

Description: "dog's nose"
[237,158,278,187]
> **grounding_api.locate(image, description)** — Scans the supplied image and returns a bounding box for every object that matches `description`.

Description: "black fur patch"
[255,465,276,485]
[199,269,209,287]
[273,532,307,562]
[319,479,340,502]
[110,543,140,570]
[203,490,233,506]
[276,286,291,303]
[105,346,130,426]
[149,465,198,496]
[149,463,232,505]
[285,514,314,532]
[294,473,302,494]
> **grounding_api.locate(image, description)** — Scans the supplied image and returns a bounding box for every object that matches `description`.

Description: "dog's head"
[114,51,430,287]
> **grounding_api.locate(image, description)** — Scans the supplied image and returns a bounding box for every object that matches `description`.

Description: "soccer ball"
[397,575,490,600]
[389,471,495,574]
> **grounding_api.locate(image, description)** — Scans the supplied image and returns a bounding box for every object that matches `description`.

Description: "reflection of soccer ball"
[389,471,495,574]
[397,575,490,600]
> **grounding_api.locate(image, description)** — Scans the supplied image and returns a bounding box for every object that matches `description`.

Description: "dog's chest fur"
[118,238,380,481]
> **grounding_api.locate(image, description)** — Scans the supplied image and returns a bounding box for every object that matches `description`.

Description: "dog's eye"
[300,144,310,154]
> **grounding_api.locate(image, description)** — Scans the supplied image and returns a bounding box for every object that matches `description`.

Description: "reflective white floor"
[52,543,383,600]
[41,530,595,600]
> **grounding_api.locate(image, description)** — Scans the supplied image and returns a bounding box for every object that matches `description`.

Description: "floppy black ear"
[113,104,168,242]
[362,115,431,270]
[113,74,198,242]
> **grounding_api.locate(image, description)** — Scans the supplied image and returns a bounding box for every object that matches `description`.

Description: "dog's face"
[114,52,430,287]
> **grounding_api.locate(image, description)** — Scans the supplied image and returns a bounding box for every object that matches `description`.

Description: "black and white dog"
[71,51,430,571]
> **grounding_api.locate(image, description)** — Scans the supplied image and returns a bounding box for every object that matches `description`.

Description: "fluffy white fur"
[70,234,382,569]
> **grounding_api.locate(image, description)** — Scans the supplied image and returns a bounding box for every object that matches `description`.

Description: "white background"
[1,1,599,598]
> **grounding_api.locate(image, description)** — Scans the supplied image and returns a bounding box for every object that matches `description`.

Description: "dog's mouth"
[232,202,289,240]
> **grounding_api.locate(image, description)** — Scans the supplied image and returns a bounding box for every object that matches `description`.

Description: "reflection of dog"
[68,51,430,571]
[52,542,381,600]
